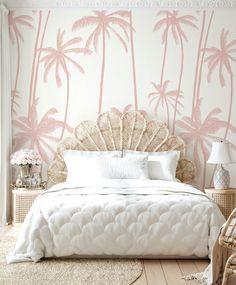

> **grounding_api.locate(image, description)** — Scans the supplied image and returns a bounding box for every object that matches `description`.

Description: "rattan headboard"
[48,111,196,185]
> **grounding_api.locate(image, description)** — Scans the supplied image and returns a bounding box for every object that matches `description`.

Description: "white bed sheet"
[7,180,225,263]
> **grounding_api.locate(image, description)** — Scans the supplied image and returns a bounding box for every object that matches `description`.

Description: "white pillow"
[123,150,180,181]
[64,152,148,183]
[97,157,149,179]
[64,150,122,183]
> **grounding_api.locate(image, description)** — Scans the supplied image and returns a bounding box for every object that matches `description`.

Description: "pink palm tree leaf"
[64,55,85,74]
[219,62,225,86]
[41,134,60,142]
[55,61,62,87]
[93,26,102,51]
[59,57,69,76]
[110,107,122,116]
[156,11,168,16]
[228,54,236,61]
[61,37,83,49]
[108,11,130,18]
[57,29,65,48]
[43,58,57,83]
[15,18,34,29]
[35,140,51,162]
[204,107,221,121]
[224,57,233,74]
[39,137,58,154]
[153,18,168,32]
[207,59,219,83]
[108,25,128,52]
[123,104,133,113]
[178,18,198,29]
[72,16,99,31]
[192,142,201,173]
[148,92,158,98]
[13,120,31,132]
[64,48,91,54]
[171,25,179,44]
[176,24,188,42]
[108,18,131,39]
[225,39,236,49]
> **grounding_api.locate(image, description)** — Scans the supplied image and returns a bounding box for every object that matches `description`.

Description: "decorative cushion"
[123,150,180,181]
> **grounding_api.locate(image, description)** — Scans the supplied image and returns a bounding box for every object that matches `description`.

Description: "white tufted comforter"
[7,180,225,263]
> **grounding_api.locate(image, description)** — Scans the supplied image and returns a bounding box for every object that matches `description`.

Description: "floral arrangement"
[10,149,42,166]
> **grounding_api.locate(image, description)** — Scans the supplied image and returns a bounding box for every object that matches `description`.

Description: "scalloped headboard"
[48,111,196,185]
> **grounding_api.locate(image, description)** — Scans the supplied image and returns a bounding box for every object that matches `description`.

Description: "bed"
[7,111,225,263]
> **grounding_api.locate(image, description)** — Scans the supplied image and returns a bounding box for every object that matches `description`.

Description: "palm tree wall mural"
[10,9,236,189]
[72,10,131,114]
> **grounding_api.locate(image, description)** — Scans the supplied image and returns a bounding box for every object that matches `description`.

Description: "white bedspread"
[7,180,225,263]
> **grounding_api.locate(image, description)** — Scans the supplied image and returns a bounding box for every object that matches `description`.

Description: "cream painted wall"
[9,8,236,189]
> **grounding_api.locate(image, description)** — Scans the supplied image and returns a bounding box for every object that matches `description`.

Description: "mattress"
[7,179,225,263]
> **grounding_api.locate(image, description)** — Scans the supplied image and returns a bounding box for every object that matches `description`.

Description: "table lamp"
[207,141,233,189]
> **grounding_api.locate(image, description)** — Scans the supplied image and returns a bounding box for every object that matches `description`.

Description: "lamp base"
[213,165,230,190]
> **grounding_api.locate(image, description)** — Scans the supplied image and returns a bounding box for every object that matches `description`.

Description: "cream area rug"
[0,228,143,285]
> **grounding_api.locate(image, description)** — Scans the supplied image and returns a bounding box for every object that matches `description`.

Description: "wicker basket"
[205,188,236,219]
[12,189,44,223]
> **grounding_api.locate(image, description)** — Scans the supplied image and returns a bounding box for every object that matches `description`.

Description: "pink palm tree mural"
[148,80,183,126]
[111,104,147,117]
[204,29,236,139]
[72,10,131,114]
[129,11,138,110]
[8,11,34,114]
[176,98,236,189]
[153,11,197,132]
[40,29,91,140]
[13,99,73,162]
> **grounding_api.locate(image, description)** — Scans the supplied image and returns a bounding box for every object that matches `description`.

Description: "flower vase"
[20,165,32,187]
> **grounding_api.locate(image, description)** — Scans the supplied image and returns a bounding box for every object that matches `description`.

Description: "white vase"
[213,165,230,190]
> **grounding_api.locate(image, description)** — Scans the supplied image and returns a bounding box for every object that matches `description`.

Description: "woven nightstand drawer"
[12,189,44,223]
[205,188,236,219]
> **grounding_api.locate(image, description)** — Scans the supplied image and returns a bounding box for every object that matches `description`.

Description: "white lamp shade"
[207,142,233,164]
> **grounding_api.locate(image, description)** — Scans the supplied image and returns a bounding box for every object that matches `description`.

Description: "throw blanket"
[7,179,225,276]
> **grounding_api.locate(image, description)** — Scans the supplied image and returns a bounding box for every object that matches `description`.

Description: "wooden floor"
[0,225,209,285]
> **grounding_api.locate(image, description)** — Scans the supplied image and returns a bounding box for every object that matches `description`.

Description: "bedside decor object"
[12,187,45,223]
[207,141,234,190]
[10,149,42,188]
[205,188,236,219]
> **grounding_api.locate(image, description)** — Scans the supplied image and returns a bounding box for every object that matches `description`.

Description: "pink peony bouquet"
[10,149,42,166]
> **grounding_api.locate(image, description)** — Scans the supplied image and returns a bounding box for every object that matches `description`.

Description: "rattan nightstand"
[205,188,236,219]
[12,188,45,224]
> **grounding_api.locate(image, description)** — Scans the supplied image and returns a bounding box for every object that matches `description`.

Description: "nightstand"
[12,188,45,224]
[205,188,236,219]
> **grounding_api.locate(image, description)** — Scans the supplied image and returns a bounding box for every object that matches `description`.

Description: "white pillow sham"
[64,150,122,183]
[64,152,148,183]
[123,150,180,181]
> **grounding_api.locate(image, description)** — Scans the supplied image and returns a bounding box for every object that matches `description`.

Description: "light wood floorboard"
[1,226,210,285]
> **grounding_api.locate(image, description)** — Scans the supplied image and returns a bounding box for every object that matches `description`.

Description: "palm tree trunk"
[160,26,169,86]
[60,73,70,141]
[98,28,106,115]
[129,12,138,111]
[224,72,233,139]
[32,11,50,104]
[28,11,42,117]
[192,11,206,117]
[165,100,170,127]
[11,33,20,114]
[195,11,214,105]
[201,152,207,190]
[172,34,184,134]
